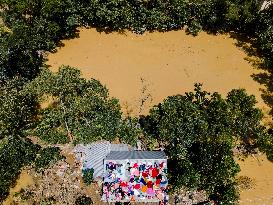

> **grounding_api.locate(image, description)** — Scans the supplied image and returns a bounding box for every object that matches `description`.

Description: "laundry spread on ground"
[102,157,168,203]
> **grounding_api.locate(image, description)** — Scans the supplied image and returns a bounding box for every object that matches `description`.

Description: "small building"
[102,151,168,203]
[73,141,129,181]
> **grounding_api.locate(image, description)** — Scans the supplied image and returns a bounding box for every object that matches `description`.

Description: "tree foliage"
[34,147,63,172]
[0,79,39,138]
[143,84,268,204]
[255,7,273,66]
[0,136,40,202]
[26,66,139,145]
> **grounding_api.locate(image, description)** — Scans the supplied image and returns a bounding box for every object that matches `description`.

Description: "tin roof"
[105,151,167,160]
[74,141,129,180]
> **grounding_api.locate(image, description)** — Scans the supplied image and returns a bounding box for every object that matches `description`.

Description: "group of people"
[102,160,169,204]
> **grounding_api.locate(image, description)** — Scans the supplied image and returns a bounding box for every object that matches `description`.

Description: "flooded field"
[48,28,269,116]
[5,28,270,204]
[238,154,273,205]
[3,170,33,205]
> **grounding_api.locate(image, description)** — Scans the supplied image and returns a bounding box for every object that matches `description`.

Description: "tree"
[143,83,268,204]
[255,7,273,66]
[26,66,139,145]
[34,147,63,172]
[0,136,40,202]
[227,88,264,154]
[0,78,39,138]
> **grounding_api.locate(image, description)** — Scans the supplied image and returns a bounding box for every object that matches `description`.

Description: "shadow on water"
[229,31,273,117]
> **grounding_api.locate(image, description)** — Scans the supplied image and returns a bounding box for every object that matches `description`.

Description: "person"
[163,194,169,205]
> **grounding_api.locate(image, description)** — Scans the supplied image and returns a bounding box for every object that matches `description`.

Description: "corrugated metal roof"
[73,141,129,180]
[110,143,129,151]
[105,151,167,160]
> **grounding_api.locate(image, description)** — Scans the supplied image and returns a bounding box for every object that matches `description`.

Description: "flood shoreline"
[47,28,269,117]
[28,28,273,204]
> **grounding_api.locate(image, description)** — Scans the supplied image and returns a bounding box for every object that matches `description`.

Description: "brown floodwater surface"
[238,155,273,205]
[3,170,33,205]
[47,28,273,204]
[47,28,269,116]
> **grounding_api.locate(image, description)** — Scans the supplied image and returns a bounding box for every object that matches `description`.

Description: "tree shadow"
[0,170,22,203]
[228,31,273,117]
[94,26,128,35]
[252,72,273,116]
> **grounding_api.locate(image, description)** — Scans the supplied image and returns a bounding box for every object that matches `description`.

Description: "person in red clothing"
[152,167,159,178]
[147,180,153,188]
[156,178,161,185]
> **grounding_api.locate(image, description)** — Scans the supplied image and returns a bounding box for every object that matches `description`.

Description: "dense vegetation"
[0,137,40,202]
[0,0,273,204]
[0,79,39,138]
[34,147,63,172]
[141,84,273,204]
[26,66,141,145]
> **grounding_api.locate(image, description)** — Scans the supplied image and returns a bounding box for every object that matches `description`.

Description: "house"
[102,150,168,203]
[74,142,169,203]
[73,141,129,181]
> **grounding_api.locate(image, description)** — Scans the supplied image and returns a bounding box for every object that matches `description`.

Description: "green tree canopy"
[142,83,269,204]
[0,79,39,138]
[0,136,40,202]
[26,66,140,145]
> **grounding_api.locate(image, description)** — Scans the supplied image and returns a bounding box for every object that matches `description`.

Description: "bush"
[209,183,239,205]
[75,196,93,205]
[186,19,202,36]
[82,168,94,185]
[34,147,63,172]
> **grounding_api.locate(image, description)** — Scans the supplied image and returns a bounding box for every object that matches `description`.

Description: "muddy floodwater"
[48,28,269,116]
[45,28,273,204]
[4,170,33,205]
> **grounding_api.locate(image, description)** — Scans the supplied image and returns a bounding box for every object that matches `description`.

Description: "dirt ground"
[5,28,273,204]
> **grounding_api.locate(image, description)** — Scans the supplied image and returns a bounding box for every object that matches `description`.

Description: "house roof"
[105,151,167,160]
[73,141,129,180]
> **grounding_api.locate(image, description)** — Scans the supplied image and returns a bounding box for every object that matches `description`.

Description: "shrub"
[75,196,93,205]
[186,19,202,36]
[39,197,56,205]
[34,147,63,172]
[82,168,94,185]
